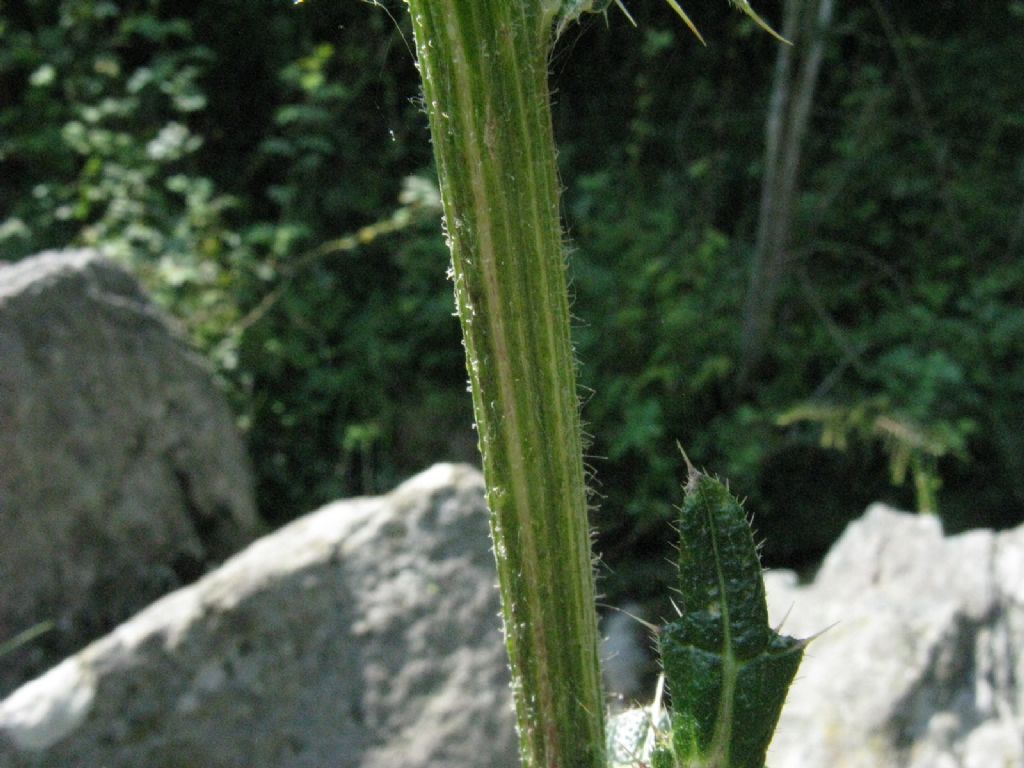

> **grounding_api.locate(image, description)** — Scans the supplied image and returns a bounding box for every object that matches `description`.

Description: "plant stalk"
[403,2,605,766]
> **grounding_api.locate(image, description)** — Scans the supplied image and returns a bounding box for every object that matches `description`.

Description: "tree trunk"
[738,0,836,386]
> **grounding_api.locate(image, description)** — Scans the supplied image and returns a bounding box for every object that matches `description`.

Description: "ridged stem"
[403,3,605,766]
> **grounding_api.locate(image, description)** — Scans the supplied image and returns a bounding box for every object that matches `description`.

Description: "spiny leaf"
[656,448,805,767]
[662,0,707,46]
[729,0,792,45]
[555,0,633,38]
[612,0,638,27]
[555,0,789,47]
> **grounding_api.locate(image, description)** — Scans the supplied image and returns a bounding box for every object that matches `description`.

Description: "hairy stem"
[403,3,605,766]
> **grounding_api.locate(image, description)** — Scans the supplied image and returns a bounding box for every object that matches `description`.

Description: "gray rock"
[0,463,519,768]
[0,249,258,695]
[765,504,1024,768]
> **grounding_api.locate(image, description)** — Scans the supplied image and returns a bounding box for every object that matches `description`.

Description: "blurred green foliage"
[2,0,1022,601]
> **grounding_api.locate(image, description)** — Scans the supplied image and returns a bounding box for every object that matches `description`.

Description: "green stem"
[403,2,605,766]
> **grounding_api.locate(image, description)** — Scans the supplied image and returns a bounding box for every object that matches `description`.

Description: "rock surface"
[0,463,519,768]
[0,249,258,695]
[765,504,1024,768]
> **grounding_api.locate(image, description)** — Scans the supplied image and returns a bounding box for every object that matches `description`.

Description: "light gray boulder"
[0,463,519,768]
[0,249,258,695]
[765,504,1024,768]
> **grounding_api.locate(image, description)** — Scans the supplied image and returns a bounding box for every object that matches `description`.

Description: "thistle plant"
[401,2,797,767]
[651,452,806,768]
